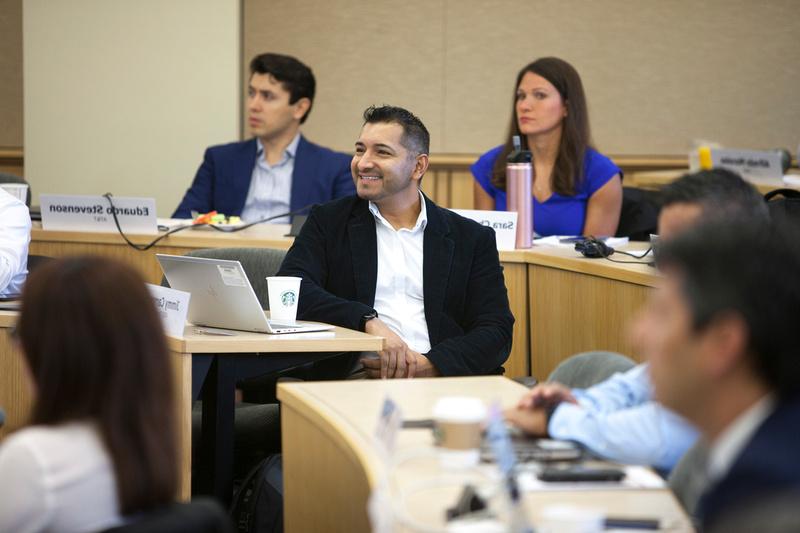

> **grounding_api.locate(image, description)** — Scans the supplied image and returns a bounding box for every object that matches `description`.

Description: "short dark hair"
[492,57,592,195]
[362,105,430,156]
[17,256,178,514]
[661,168,769,223]
[250,53,316,123]
[656,218,800,397]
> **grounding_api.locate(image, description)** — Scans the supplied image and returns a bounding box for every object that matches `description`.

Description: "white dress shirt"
[0,188,30,296]
[369,191,431,354]
[240,134,300,224]
[707,393,775,485]
[0,422,124,533]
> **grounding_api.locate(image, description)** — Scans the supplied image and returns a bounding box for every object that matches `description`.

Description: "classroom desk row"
[278,376,692,532]
[0,311,384,501]
[29,223,658,381]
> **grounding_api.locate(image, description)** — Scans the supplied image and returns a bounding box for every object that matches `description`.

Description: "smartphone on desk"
[538,464,626,482]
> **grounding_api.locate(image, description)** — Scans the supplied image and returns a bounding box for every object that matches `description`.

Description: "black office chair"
[615,187,661,241]
[102,499,232,533]
[0,172,32,207]
[765,188,800,231]
[27,254,54,274]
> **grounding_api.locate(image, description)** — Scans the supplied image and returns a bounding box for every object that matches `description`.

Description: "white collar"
[255,132,301,160]
[368,190,427,232]
[707,393,775,483]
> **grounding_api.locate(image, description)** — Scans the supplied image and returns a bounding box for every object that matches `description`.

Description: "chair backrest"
[0,172,32,207]
[547,351,637,389]
[102,499,232,533]
[764,188,800,231]
[27,254,54,274]
[162,247,287,309]
[667,440,709,523]
[616,187,661,241]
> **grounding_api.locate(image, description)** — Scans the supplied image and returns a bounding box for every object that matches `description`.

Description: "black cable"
[614,247,652,259]
[604,255,655,265]
[102,193,314,251]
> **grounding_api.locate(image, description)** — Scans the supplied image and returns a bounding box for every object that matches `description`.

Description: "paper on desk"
[157,218,192,231]
[534,236,630,248]
[783,175,800,187]
[517,465,665,492]
[277,330,336,339]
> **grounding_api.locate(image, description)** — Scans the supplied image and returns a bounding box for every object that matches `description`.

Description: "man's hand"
[517,382,577,410]
[504,406,549,436]
[362,319,441,379]
[364,318,416,378]
[361,350,441,379]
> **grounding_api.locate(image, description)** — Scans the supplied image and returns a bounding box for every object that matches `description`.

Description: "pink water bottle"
[506,135,533,248]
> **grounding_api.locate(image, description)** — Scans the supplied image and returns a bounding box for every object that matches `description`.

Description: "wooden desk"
[29,224,532,378]
[0,313,382,502]
[524,245,657,379]
[278,377,692,532]
[168,324,383,501]
[29,222,295,284]
[0,311,29,441]
[631,169,800,195]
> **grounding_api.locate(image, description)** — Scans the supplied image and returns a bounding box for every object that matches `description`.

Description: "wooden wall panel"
[244,0,800,155]
[0,0,22,148]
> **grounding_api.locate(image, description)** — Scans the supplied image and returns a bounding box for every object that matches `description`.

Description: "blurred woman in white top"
[0,256,178,532]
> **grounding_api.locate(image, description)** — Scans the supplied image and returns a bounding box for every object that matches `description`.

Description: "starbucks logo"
[280,290,297,307]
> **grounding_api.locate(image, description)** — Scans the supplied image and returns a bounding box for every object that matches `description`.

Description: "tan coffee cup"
[432,397,487,469]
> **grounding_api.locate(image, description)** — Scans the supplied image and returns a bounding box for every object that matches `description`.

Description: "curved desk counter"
[518,245,657,379]
[29,222,295,285]
[277,377,692,532]
[30,224,658,381]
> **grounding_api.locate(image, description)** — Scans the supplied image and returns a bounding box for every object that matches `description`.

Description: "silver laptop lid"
[156,254,271,333]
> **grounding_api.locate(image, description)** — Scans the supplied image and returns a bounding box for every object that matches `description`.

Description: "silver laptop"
[156,254,334,334]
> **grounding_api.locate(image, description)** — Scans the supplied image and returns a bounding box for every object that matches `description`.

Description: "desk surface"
[523,243,658,287]
[278,377,692,532]
[167,323,384,354]
[31,221,295,249]
[632,168,800,195]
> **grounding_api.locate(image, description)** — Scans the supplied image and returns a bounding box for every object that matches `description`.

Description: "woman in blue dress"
[472,57,622,237]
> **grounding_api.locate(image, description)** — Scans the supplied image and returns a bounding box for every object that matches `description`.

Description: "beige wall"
[24,0,241,216]
[0,0,23,148]
[244,0,800,155]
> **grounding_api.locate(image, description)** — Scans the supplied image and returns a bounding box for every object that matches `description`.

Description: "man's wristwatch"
[360,309,379,330]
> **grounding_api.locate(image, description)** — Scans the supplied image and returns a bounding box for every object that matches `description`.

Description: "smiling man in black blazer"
[278,105,514,379]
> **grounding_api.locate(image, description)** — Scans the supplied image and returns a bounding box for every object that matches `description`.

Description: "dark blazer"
[700,393,800,531]
[277,194,515,376]
[172,136,354,219]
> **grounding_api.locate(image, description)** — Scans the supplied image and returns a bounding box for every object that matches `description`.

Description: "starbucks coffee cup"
[266,276,301,323]
[432,397,487,469]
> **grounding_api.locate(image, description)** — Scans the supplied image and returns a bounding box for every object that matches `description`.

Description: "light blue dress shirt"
[240,134,300,224]
[548,364,698,471]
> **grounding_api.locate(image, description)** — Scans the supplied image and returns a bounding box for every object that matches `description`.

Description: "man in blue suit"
[631,217,800,531]
[173,53,353,222]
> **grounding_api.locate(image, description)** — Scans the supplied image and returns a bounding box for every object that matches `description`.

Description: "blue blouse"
[471,145,621,236]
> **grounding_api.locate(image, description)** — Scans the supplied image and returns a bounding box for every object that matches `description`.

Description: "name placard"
[451,209,518,250]
[710,148,783,180]
[147,284,190,337]
[374,396,403,456]
[40,194,158,234]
